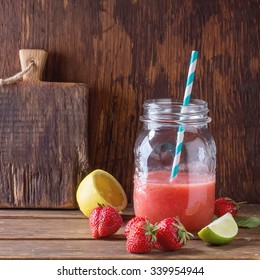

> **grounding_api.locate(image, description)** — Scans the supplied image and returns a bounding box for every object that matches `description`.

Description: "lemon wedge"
[76,169,127,217]
[198,213,238,245]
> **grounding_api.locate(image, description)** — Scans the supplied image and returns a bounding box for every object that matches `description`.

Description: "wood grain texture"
[0,0,259,203]
[0,239,259,260]
[0,206,259,260]
[0,214,259,241]
[0,82,89,208]
[0,204,134,218]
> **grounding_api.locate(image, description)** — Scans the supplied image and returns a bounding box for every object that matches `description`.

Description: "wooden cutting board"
[0,49,89,208]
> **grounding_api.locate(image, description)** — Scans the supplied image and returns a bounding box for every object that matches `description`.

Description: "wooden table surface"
[0,204,259,260]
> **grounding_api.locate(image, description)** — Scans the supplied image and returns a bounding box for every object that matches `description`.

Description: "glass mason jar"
[133,99,216,232]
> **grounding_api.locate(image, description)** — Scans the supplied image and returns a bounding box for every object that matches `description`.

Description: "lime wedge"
[198,213,238,245]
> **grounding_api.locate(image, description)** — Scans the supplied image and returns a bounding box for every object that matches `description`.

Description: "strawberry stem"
[97,203,106,207]
[144,220,157,243]
[237,201,247,205]
[172,216,194,244]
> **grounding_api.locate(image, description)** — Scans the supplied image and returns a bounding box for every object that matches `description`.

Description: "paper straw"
[170,50,198,180]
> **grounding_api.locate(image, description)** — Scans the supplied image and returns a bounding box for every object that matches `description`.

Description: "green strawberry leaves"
[235,217,260,228]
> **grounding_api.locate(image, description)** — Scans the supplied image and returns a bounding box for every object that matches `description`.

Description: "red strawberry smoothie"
[134,171,215,232]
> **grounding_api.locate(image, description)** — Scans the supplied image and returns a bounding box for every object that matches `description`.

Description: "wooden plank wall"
[0,0,259,203]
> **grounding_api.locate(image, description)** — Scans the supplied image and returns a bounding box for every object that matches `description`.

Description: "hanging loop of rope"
[0,61,35,86]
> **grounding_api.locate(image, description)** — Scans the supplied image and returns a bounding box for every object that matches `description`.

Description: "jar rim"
[143,98,208,108]
[140,98,211,125]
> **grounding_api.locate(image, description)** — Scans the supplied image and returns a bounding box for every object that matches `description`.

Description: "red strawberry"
[125,216,149,237]
[126,220,156,254]
[89,205,123,238]
[214,197,246,217]
[154,217,193,251]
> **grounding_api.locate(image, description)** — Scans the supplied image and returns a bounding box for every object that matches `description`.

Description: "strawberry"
[126,220,157,254]
[214,197,246,217]
[124,216,149,237]
[89,205,123,238]
[154,217,193,251]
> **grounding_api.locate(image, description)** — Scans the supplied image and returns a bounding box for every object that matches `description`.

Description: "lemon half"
[198,213,238,245]
[76,169,127,217]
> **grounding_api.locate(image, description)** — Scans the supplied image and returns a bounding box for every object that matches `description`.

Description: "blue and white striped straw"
[170,50,198,180]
